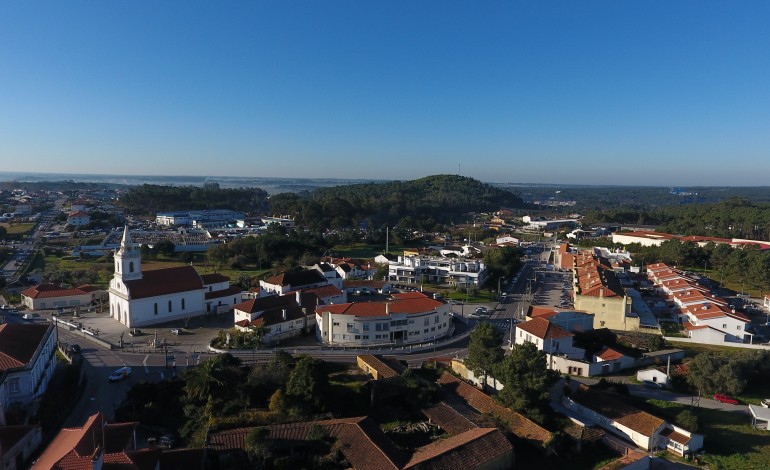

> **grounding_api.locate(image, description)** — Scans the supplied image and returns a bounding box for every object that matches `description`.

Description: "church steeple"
[114,226,142,281]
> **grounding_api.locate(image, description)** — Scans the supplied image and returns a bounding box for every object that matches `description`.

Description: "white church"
[109,227,243,327]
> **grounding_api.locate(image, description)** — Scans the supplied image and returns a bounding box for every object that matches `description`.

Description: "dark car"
[69,344,82,354]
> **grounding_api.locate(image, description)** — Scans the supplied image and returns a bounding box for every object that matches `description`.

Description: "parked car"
[643,380,663,389]
[22,313,34,321]
[109,367,132,382]
[761,399,770,408]
[713,393,739,404]
[69,344,82,354]
[159,434,177,448]
[475,307,488,315]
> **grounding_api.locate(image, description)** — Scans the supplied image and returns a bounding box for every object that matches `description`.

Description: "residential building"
[0,425,42,470]
[65,211,90,227]
[515,318,584,359]
[233,291,317,345]
[20,284,102,311]
[387,254,487,287]
[563,385,703,455]
[0,324,57,425]
[108,227,241,327]
[527,307,594,333]
[315,292,451,347]
[572,252,638,331]
[31,412,204,469]
[259,269,332,296]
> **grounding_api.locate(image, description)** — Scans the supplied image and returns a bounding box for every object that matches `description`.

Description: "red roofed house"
[65,211,90,227]
[315,292,451,347]
[0,323,57,425]
[233,291,318,345]
[515,318,584,359]
[31,412,205,470]
[594,347,635,374]
[109,227,242,328]
[21,284,101,311]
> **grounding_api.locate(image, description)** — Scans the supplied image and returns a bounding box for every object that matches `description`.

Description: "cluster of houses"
[645,262,753,345]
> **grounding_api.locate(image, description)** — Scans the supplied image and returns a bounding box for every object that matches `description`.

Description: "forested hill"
[120,183,270,215]
[269,174,528,229]
[587,197,770,241]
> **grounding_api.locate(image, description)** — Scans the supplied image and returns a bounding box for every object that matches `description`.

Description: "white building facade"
[108,227,240,327]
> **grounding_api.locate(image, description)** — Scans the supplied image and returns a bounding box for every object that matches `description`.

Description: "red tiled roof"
[316,293,443,318]
[660,427,691,445]
[516,318,572,340]
[201,273,230,284]
[357,355,398,379]
[0,323,52,371]
[21,284,92,299]
[263,269,326,288]
[437,373,552,448]
[528,306,560,319]
[596,347,625,361]
[204,285,243,300]
[570,386,665,437]
[287,284,342,299]
[403,427,512,469]
[422,402,478,435]
[125,266,203,299]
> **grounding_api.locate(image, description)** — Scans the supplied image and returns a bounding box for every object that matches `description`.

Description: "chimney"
[282,309,287,321]
[296,290,301,304]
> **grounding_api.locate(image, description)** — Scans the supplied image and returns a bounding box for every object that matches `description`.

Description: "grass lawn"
[641,399,770,469]
[0,222,35,235]
[445,290,499,303]
[666,341,751,358]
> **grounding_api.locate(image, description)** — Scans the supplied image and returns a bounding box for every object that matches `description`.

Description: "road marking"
[143,354,149,373]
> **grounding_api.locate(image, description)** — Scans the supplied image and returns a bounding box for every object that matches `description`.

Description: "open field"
[1,222,36,235]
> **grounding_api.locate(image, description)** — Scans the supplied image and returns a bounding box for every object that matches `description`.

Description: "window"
[168,301,172,313]
[363,335,369,339]
[355,335,360,340]
[737,325,741,330]
[154,303,158,315]
[347,323,354,332]
[424,318,430,326]
[333,322,340,327]
[129,261,134,273]
[723,324,727,329]
[363,323,370,331]
[434,316,439,324]
[8,379,20,393]
[181,298,185,310]
[431,327,435,332]
[424,329,429,334]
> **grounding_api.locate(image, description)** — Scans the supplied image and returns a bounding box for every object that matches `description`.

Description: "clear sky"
[1,1,769,186]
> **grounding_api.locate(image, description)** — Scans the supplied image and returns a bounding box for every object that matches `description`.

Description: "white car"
[109,367,132,382]
[761,399,770,408]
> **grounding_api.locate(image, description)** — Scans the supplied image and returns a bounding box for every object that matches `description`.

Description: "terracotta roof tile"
[316,293,443,318]
[0,323,52,371]
[570,387,665,437]
[422,402,478,435]
[125,266,203,299]
[204,285,243,300]
[403,427,512,469]
[358,355,399,379]
[21,284,92,299]
[595,347,625,361]
[516,318,572,340]
[437,373,552,448]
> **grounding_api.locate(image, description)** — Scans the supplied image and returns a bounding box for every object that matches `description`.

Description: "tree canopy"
[466,322,504,384]
[495,341,557,423]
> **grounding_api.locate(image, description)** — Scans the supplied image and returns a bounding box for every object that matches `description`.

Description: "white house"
[233,291,317,345]
[0,324,57,425]
[20,284,101,311]
[66,211,90,227]
[315,292,451,347]
[514,318,584,359]
[259,269,332,296]
[108,227,241,327]
[594,347,635,375]
[387,255,488,287]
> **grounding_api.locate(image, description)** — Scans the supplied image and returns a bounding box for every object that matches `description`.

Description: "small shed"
[636,368,669,387]
[749,405,770,430]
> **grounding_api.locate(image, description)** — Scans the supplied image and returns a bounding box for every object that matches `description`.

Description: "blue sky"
[1,1,769,186]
